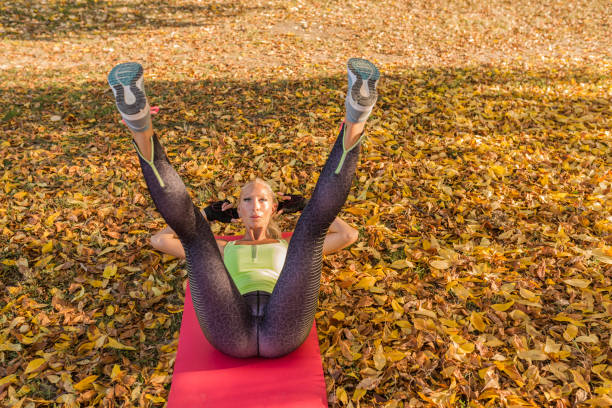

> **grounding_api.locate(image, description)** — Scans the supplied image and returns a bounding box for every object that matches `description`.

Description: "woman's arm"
[150,226,186,258]
[150,211,227,258]
[321,216,359,256]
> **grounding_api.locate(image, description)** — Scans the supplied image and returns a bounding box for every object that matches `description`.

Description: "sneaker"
[345,58,379,123]
[108,62,151,132]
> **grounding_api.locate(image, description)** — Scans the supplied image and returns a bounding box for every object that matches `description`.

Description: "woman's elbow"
[150,234,162,250]
[345,228,359,245]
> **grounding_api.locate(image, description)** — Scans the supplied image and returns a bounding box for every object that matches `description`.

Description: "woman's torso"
[222,239,288,295]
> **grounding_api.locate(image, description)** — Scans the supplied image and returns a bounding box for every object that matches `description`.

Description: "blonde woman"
[108,58,380,358]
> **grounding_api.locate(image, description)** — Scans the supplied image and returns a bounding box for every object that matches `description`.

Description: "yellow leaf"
[103,265,117,279]
[373,345,386,370]
[517,350,549,361]
[570,369,590,392]
[584,396,612,407]
[41,240,54,254]
[390,259,413,269]
[332,311,345,321]
[110,365,123,382]
[352,388,366,402]
[450,284,471,300]
[575,334,598,343]
[592,364,606,375]
[366,213,380,226]
[592,247,612,264]
[74,375,98,391]
[45,211,61,227]
[458,342,475,353]
[0,374,17,387]
[391,299,403,314]
[4,182,16,193]
[490,165,506,177]
[34,255,53,268]
[77,341,95,354]
[336,387,348,404]
[563,324,578,341]
[491,300,514,311]
[563,279,591,288]
[429,259,450,270]
[509,309,529,322]
[413,308,437,319]
[56,394,77,404]
[24,358,46,374]
[519,288,537,300]
[470,312,486,332]
[145,394,166,403]
[105,337,135,351]
[106,305,115,316]
[0,342,22,352]
[385,350,406,362]
[553,313,585,327]
[89,280,105,288]
[413,318,436,332]
[344,207,369,216]
[354,276,376,290]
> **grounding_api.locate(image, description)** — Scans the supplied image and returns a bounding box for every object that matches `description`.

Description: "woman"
[149,183,359,263]
[107,58,380,358]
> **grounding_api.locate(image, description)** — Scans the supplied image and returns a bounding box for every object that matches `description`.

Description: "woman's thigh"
[183,233,259,358]
[257,223,326,357]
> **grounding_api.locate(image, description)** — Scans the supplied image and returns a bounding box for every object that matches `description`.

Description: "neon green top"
[223,240,288,295]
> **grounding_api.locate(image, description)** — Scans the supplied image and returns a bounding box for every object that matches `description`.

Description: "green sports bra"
[223,239,288,295]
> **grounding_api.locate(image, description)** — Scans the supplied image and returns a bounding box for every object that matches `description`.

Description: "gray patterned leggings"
[136,123,360,357]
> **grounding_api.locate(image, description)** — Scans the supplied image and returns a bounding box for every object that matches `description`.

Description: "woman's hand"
[204,200,240,223]
[276,193,308,215]
[221,201,240,223]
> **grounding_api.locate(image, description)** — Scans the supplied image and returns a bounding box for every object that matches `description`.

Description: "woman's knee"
[257,327,310,358]
[208,333,259,358]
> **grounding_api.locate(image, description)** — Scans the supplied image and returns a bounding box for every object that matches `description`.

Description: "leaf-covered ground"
[1,0,611,407]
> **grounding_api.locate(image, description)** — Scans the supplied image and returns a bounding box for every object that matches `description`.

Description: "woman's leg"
[108,63,257,357]
[259,59,380,357]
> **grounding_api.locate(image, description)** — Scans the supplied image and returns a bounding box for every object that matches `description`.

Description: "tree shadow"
[1,63,609,234]
[1,64,609,165]
[0,0,281,40]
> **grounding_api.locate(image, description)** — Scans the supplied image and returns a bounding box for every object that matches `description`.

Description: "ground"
[0,0,611,407]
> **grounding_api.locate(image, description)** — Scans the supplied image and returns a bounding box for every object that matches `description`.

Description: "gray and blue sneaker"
[334,58,380,175]
[345,58,380,123]
[108,62,151,132]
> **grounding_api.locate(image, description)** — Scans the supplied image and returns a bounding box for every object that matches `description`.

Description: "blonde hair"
[239,178,282,239]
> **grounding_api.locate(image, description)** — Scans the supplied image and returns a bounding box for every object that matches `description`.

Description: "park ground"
[0,0,611,406]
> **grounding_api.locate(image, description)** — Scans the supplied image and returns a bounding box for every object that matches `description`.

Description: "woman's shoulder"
[216,239,230,257]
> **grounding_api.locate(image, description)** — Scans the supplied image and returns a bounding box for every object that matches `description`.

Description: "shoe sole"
[347,58,379,109]
[108,62,148,117]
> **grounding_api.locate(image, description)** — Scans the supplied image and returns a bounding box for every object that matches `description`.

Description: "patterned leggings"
[135,123,360,357]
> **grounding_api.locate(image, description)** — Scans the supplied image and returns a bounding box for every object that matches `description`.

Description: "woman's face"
[237,182,277,230]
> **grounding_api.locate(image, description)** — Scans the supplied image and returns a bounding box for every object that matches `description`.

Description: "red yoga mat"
[167,233,328,407]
